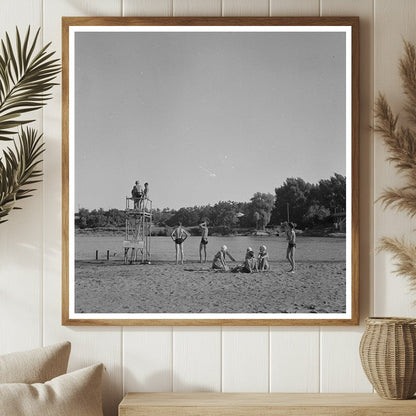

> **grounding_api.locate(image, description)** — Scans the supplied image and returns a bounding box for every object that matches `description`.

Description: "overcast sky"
[74,30,346,210]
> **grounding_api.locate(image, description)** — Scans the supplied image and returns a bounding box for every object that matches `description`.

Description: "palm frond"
[0,27,60,141]
[378,237,416,300]
[0,127,44,222]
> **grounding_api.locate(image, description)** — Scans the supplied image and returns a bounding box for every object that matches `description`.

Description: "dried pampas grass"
[376,40,416,294]
[378,237,416,294]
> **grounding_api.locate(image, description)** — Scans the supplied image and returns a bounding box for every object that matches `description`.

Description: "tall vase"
[359,317,416,399]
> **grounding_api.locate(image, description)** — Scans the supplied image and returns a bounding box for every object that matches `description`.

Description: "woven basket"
[359,317,416,399]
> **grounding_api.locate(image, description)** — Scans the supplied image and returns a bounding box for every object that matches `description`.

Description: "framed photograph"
[62,17,359,325]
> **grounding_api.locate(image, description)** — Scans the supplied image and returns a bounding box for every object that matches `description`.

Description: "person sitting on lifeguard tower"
[131,180,142,209]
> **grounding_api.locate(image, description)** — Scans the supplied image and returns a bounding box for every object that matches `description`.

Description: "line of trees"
[75,173,346,232]
[272,173,346,228]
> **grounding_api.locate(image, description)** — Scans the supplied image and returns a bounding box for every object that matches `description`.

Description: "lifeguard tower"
[124,195,152,264]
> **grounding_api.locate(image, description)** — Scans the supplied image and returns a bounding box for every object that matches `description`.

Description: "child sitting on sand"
[212,245,229,272]
[232,247,258,273]
[258,245,270,271]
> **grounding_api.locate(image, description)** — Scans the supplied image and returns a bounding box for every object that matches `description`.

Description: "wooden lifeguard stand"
[124,196,152,264]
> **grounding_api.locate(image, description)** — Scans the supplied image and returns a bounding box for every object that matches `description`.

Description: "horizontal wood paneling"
[320,328,372,393]
[373,0,416,318]
[0,0,43,355]
[322,0,375,325]
[320,0,375,394]
[270,327,320,392]
[2,1,415,415]
[222,0,269,16]
[222,327,269,392]
[124,328,173,393]
[270,0,319,16]
[173,0,221,16]
[173,328,221,392]
[124,0,173,16]
[42,2,124,415]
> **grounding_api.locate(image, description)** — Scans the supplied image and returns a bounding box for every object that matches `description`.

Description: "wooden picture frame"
[62,16,359,326]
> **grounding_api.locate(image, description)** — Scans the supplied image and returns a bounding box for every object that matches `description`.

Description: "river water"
[75,234,345,263]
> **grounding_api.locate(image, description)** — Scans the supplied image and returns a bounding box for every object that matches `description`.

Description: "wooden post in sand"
[96,250,98,260]
[107,250,110,260]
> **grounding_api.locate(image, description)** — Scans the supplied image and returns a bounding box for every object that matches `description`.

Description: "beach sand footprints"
[74,258,345,314]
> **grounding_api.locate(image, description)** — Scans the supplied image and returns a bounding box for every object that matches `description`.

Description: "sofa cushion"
[0,363,104,416]
[0,341,71,384]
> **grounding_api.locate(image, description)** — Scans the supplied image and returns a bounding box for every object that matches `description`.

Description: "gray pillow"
[0,342,71,383]
[0,363,104,416]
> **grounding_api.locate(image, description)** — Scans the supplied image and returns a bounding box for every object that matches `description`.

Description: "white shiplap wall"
[1,1,416,415]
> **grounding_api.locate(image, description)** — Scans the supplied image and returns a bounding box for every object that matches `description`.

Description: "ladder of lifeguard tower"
[124,196,152,264]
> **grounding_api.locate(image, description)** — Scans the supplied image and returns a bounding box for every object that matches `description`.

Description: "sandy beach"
[75,259,346,314]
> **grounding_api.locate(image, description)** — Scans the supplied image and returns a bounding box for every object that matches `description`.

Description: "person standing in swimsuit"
[286,222,296,272]
[171,223,190,265]
[199,221,209,263]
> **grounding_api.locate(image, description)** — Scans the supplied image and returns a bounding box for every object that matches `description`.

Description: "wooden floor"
[119,392,416,416]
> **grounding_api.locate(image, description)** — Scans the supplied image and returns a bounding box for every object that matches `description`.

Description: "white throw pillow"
[0,341,71,384]
[0,363,104,416]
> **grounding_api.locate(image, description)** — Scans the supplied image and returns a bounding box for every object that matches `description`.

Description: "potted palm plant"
[0,27,60,223]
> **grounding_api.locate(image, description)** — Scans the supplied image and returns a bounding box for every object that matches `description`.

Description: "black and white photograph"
[64,19,358,324]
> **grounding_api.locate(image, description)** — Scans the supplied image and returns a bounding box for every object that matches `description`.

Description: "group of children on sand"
[171,220,297,273]
[213,244,270,273]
